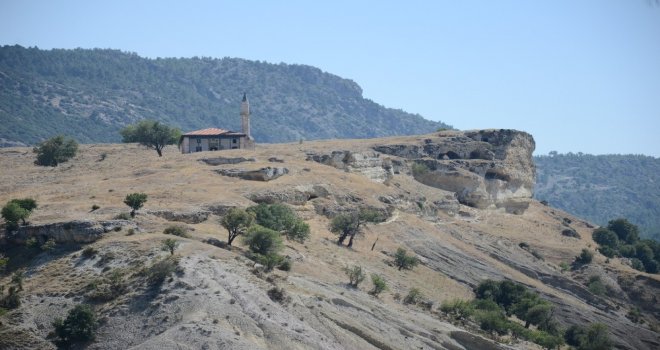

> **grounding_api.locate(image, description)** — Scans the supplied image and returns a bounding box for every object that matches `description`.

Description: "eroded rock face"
[7,220,135,244]
[375,129,536,214]
[248,185,330,205]
[148,209,210,224]
[306,151,394,183]
[199,157,255,166]
[215,167,288,181]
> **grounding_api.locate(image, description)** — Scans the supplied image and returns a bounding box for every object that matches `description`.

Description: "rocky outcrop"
[306,151,394,183]
[215,167,288,181]
[374,129,536,214]
[148,209,210,224]
[199,157,255,166]
[7,220,135,244]
[247,185,330,205]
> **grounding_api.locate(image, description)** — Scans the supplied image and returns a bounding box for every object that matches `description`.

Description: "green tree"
[33,135,78,166]
[576,249,594,264]
[592,228,619,248]
[329,208,382,248]
[247,203,310,243]
[123,193,147,217]
[1,202,29,231]
[370,274,387,296]
[343,265,366,287]
[120,120,181,157]
[607,218,639,244]
[220,208,255,246]
[53,304,98,346]
[242,225,283,256]
[403,287,423,305]
[161,238,179,255]
[394,247,419,271]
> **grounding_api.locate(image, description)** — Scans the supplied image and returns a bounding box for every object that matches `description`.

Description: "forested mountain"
[534,153,660,240]
[0,45,450,145]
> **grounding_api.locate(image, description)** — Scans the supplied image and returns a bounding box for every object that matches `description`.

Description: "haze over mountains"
[0,45,450,146]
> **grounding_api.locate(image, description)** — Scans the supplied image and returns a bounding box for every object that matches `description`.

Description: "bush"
[247,203,310,243]
[41,238,56,252]
[53,304,97,346]
[81,246,97,259]
[329,208,383,248]
[2,198,37,230]
[343,265,365,287]
[256,253,284,272]
[592,228,619,248]
[559,262,570,272]
[144,256,180,285]
[0,286,21,309]
[411,162,430,177]
[475,310,509,336]
[630,258,645,272]
[403,287,423,305]
[575,249,593,264]
[440,299,474,319]
[394,247,419,271]
[370,274,387,296]
[277,258,292,271]
[114,212,132,220]
[607,218,639,244]
[87,269,126,302]
[161,238,179,255]
[267,287,288,303]
[124,193,147,217]
[91,204,100,212]
[33,135,78,166]
[220,208,255,246]
[598,246,617,258]
[243,225,283,256]
[163,225,188,237]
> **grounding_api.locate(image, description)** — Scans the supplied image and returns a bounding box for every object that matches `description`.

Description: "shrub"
[277,258,292,271]
[518,242,530,249]
[53,304,97,346]
[256,253,284,272]
[343,265,365,287]
[247,203,310,243]
[411,162,430,177]
[626,307,643,323]
[592,228,619,248]
[369,274,387,296]
[144,256,180,285]
[440,299,474,319]
[329,208,383,248]
[575,249,593,264]
[475,310,509,336]
[161,238,179,255]
[87,269,126,302]
[114,212,132,220]
[559,262,570,272]
[90,204,100,212]
[124,193,147,217]
[0,286,21,309]
[394,247,419,271]
[630,258,645,272]
[607,218,639,244]
[163,225,188,237]
[403,287,423,305]
[598,246,617,258]
[220,208,255,246]
[267,287,288,303]
[33,135,78,166]
[41,238,56,252]
[1,198,37,230]
[243,225,283,256]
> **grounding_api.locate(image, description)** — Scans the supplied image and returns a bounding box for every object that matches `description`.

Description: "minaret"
[240,93,251,140]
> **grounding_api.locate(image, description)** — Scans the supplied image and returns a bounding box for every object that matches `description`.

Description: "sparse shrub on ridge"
[143,255,181,285]
[161,238,179,255]
[123,193,147,218]
[369,274,387,296]
[247,203,310,243]
[394,247,419,271]
[163,225,188,237]
[575,249,593,265]
[343,265,365,288]
[403,287,423,305]
[53,304,97,346]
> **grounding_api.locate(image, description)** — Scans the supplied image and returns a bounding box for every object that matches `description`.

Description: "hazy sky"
[1,0,659,156]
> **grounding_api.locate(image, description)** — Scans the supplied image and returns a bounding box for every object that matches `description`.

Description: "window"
[196,139,201,144]
[232,138,237,144]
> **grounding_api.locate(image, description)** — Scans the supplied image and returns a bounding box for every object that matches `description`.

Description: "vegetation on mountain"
[1,198,37,230]
[52,304,98,346]
[242,225,283,256]
[247,203,310,243]
[32,135,78,166]
[329,208,383,248]
[534,153,660,240]
[0,45,450,146]
[120,120,181,157]
[343,265,366,288]
[591,219,660,273]
[219,208,255,246]
[393,247,419,271]
[161,238,179,256]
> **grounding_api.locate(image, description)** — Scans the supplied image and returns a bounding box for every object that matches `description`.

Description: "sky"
[1,0,659,156]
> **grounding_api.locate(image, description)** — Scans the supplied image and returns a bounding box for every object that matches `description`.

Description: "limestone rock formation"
[374,129,536,214]
[148,209,210,224]
[199,157,255,166]
[7,220,135,244]
[215,167,289,181]
[306,151,394,183]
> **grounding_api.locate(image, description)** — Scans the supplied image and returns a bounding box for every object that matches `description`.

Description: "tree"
[220,208,255,246]
[1,202,29,231]
[33,135,78,166]
[123,193,147,217]
[161,238,178,255]
[576,249,593,264]
[120,120,181,157]
[343,265,366,287]
[592,228,619,248]
[370,274,388,296]
[329,208,382,248]
[607,218,639,244]
[53,304,98,346]
[247,203,310,243]
[242,225,283,256]
[394,247,419,271]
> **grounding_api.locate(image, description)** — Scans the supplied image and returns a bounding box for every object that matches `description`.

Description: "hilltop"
[0,45,450,146]
[0,130,658,349]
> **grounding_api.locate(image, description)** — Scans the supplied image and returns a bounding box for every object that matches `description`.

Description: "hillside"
[0,45,450,146]
[1,131,658,350]
[534,153,660,241]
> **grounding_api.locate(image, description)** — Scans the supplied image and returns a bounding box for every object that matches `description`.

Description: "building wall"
[181,136,245,154]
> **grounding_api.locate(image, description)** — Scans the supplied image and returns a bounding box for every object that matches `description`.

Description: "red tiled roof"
[183,128,231,136]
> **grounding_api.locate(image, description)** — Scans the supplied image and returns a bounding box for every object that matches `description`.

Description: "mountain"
[1,131,658,349]
[534,153,660,240]
[0,45,450,146]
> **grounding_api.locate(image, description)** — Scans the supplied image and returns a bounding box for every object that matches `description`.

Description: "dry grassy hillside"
[0,133,658,350]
